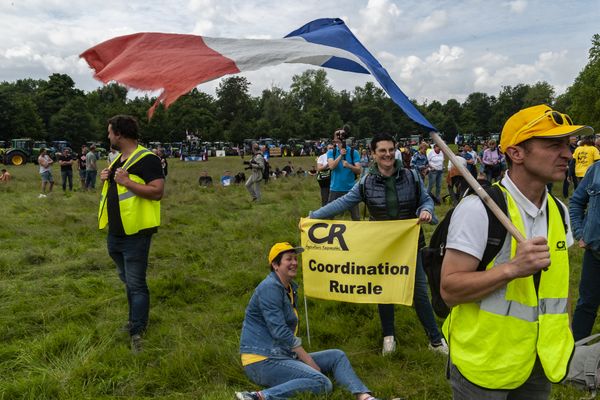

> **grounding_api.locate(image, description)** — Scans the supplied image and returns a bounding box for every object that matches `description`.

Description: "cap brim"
[290,247,304,254]
[534,124,594,139]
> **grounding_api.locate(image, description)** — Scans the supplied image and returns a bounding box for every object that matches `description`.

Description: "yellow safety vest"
[442,188,574,389]
[98,145,161,235]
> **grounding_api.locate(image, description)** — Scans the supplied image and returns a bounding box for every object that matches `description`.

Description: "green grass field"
[0,156,589,399]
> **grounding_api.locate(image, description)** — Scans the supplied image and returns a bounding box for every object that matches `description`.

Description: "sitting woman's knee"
[316,375,333,394]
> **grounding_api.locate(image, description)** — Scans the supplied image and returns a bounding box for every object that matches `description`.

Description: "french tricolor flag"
[80,18,435,131]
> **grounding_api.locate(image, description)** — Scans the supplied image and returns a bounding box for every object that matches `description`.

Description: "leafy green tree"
[461,92,494,134]
[49,97,99,145]
[562,34,600,129]
[523,81,555,107]
[216,76,255,144]
[35,73,83,129]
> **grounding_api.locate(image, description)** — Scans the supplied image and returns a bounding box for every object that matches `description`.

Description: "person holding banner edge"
[236,242,389,400]
[307,133,447,356]
[440,105,588,399]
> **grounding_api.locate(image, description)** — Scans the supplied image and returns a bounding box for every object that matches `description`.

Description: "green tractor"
[3,138,34,166]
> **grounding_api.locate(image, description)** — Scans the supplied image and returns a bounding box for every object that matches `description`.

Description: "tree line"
[1,34,598,148]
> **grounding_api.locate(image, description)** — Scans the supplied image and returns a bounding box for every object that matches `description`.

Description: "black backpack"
[421,184,566,319]
[262,159,270,182]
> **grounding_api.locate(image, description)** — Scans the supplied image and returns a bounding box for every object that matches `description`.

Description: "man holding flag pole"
[439,105,591,399]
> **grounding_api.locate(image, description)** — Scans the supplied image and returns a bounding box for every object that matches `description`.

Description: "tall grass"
[0,155,587,399]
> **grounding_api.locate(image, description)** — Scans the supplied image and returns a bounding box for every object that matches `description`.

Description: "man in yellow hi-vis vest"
[99,115,165,354]
[441,105,594,399]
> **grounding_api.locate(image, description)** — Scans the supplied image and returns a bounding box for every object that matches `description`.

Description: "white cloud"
[506,0,527,13]
[413,10,448,34]
[356,0,402,41]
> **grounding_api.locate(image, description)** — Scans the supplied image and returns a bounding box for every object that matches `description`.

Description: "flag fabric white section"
[202,36,370,73]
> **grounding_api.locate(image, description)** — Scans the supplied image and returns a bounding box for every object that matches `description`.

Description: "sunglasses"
[523,110,573,132]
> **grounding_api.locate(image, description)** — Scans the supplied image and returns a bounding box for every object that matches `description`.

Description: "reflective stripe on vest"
[442,187,574,389]
[98,145,160,234]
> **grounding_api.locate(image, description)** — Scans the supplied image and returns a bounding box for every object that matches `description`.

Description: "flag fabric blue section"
[285,18,436,132]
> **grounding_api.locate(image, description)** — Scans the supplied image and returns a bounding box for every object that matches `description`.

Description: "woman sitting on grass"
[236,242,385,400]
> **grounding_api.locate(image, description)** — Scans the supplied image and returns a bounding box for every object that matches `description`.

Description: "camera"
[334,124,351,143]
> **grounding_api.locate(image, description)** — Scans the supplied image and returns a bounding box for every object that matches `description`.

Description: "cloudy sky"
[1,0,598,103]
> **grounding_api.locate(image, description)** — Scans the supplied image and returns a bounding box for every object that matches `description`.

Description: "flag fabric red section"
[80,33,240,117]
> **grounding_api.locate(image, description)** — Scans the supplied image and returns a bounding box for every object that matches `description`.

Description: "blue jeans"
[428,169,443,199]
[573,249,600,341]
[107,233,153,335]
[61,170,73,191]
[378,253,442,344]
[86,170,97,189]
[450,358,550,399]
[243,349,370,400]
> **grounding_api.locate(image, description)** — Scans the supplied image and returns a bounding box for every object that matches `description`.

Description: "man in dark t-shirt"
[78,145,87,189]
[58,148,75,191]
[99,115,164,353]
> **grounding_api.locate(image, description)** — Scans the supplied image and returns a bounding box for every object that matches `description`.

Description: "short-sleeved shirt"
[327,146,360,192]
[427,150,444,171]
[59,154,73,171]
[78,152,86,170]
[573,145,600,178]
[106,154,164,237]
[86,151,97,171]
[447,173,573,263]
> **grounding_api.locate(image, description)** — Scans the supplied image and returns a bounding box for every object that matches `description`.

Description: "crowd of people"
[6,104,600,400]
[235,104,599,400]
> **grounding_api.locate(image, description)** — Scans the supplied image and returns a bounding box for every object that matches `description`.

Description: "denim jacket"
[239,271,302,358]
[569,161,600,253]
[309,161,438,224]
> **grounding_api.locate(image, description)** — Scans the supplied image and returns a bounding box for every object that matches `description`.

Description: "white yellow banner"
[299,218,420,305]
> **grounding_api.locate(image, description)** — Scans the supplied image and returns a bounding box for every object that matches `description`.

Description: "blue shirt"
[327,146,360,192]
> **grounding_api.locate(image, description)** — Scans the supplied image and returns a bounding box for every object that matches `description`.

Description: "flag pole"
[429,131,525,243]
[303,294,311,347]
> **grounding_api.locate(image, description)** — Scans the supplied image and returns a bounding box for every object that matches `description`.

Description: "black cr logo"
[556,241,566,250]
[307,223,349,251]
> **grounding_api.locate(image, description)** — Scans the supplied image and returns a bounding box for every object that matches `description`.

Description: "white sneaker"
[382,336,396,356]
[428,338,448,355]
[38,193,47,198]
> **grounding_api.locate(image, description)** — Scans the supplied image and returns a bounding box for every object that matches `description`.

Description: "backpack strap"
[548,193,568,234]
[476,184,508,271]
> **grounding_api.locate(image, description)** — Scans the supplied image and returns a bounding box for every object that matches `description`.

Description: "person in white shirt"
[38,148,54,197]
[426,144,444,200]
[316,144,333,206]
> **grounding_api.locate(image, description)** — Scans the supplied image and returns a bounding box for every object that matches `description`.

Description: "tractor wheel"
[7,151,27,166]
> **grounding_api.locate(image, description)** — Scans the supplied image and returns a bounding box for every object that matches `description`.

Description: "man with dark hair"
[308,133,445,355]
[99,114,164,353]
[78,145,87,189]
[58,148,74,191]
[441,105,588,399]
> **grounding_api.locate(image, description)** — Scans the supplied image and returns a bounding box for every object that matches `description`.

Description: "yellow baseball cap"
[268,242,304,264]
[500,104,594,151]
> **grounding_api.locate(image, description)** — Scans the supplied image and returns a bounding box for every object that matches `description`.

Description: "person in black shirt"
[78,145,87,189]
[198,170,213,187]
[99,115,164,353]
[58,148,75,191]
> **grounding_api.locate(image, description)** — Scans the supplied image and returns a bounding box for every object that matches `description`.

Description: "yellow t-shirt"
[574,145,600,177]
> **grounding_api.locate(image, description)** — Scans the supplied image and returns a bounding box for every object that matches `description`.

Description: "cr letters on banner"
[299,218,420,305]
